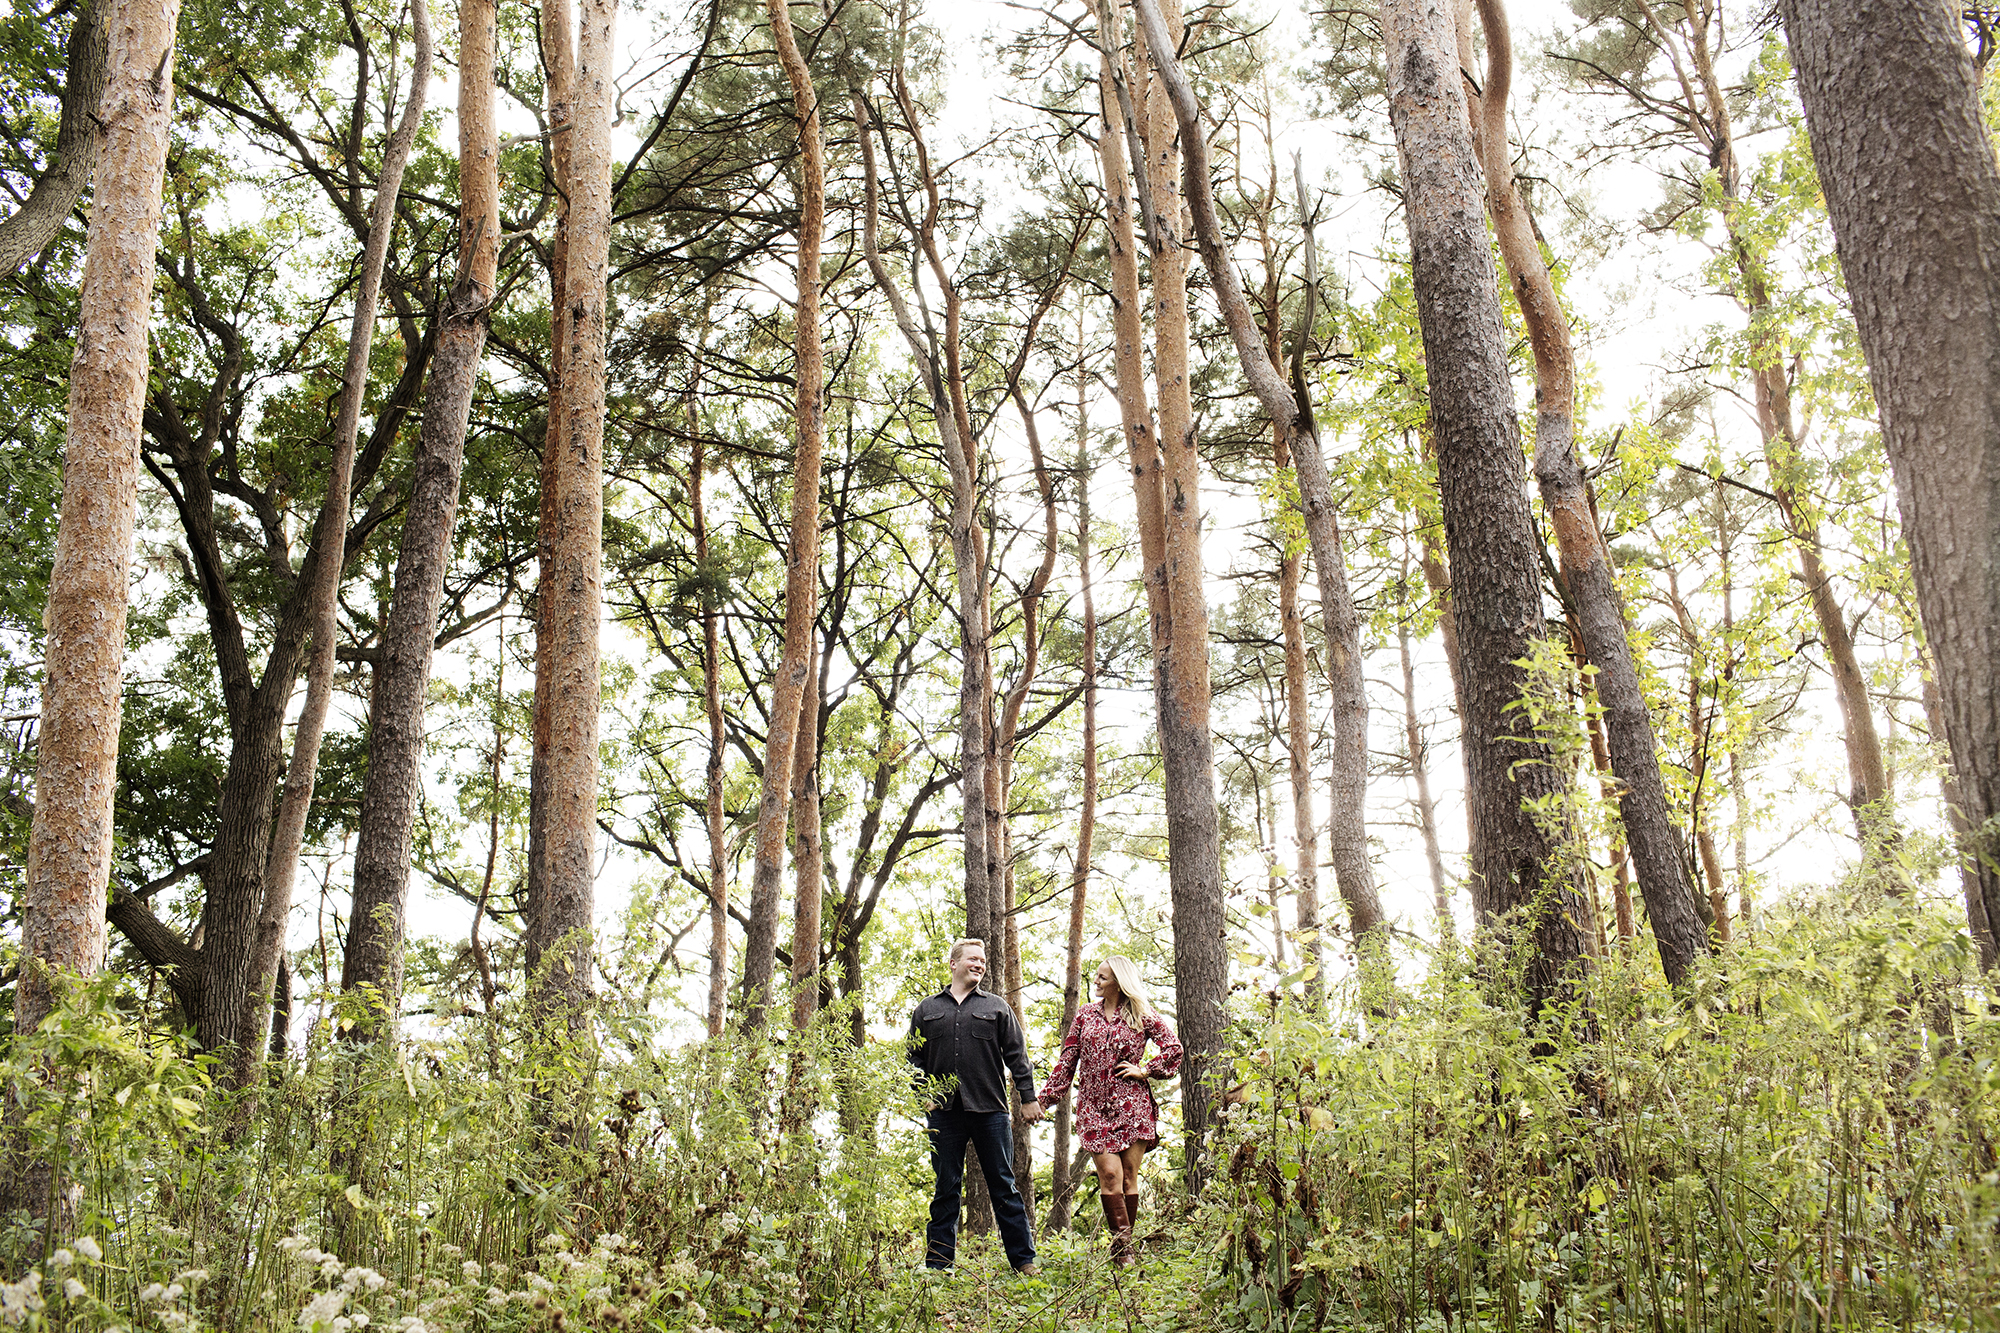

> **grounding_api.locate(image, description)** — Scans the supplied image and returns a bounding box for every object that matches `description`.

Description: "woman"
[1035,955,1183,1265]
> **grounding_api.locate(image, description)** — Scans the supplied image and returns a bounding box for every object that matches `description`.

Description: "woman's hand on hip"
[1115,1060,1149,1081]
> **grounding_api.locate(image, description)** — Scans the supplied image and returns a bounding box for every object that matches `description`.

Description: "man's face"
[950,945,987,988]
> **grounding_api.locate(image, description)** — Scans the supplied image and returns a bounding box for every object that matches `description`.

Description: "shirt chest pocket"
[968,1013,1001,1043]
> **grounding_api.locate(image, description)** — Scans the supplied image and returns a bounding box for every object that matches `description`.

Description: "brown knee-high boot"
[1125,1191,1140,1250]
[1099,1191,1135,1266]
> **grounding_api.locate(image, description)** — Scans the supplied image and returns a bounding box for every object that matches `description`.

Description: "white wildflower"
[460,1259,481,1279]
[526,1274,553,1293]
[595,1233,626,1252]
[349,1314,370,1329]
[139,1283,165,1303]
[667,1259,698,1284]
[537,1234,565,1252]
[163,1283,185,1301]
[321,1256,345,1280]
[298,1289,346,1332]
[159,1313,188,1331]
[362,1270,388,1293]
[62,1278,85,1301]
[485,1287,508,1308]
[176,1269,208,1287]
[439,1245,462,1260]
[330,1319,352,1333]
[75,1238,103,1263]
[278,1236,310,1255]
[49,1249,72,1270]
[686,1301,707,1324]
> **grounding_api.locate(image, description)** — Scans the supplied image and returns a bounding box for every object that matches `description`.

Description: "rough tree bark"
[526,0,615,1034]
[342,0,501,1030]
[523,0,576,1030]
[1097,0,1229,1184]
[5,0,181,1222]
[244,0,433,1084]
[1778,0,2000,967]
[1381,0,1590,1005]
[0,0,107,275]
[740,0,826,1025]
[1466,0,1708,985]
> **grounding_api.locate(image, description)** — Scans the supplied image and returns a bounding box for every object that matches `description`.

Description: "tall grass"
[1196,906,2000,1332]
[3,906,1995,1331]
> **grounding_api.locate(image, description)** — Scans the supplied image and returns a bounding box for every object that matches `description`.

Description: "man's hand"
[1019,1099,1046,1123]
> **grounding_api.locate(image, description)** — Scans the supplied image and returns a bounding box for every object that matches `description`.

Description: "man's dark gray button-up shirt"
[906,987,1037,1113]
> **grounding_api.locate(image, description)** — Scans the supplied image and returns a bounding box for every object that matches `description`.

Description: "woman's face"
[1094,963,1118,1000]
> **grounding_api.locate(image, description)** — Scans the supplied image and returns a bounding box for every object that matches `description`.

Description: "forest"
[1,0,1997,1328]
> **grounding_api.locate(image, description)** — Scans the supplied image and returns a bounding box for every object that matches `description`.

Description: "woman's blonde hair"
[1103,955,1154,1030]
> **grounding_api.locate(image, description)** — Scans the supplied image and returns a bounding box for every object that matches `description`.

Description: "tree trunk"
[1778,0,2000,956]
[1381,0,1589,1007]
[1105,0,1228,1185]
[525,0,577,1002]
[1466,0,1708,986]
[0,0,108,275]
[6,0,181,1222]
[1133,0,1385,973]
[243,0,433,1086]
[1397,585,1451,938]
[849,84,994,967]
[342,0,501,1031]
[1921,659,1998,972]
[1050,427,1098,1235]
[788,637,823,1028]
[695,432,731,1034]
[740,0,826,1026]
[526,0,613,1035]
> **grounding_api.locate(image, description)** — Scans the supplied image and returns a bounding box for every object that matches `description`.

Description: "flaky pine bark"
[1466,0,1707,985]
[849,86,995,959]
[695,431,731,1034]
[0,0,107,275]
[244,0,433,1084]
[741,0,826,1025]
[524,0,577,1006]
[18,0,180,1031]
[1779,0,2000,964]
[1132,0,1384,958]
[526,0,614,1032]
[7,0,181,1221]
[1382,0,1590,1004]
[1099,0,1227,1182]
[342,0,501,1029]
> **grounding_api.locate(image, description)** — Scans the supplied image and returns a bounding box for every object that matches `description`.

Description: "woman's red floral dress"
[1036,1005,1184,1153]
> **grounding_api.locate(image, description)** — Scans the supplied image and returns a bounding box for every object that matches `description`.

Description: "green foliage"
[1197,910,2000,1331]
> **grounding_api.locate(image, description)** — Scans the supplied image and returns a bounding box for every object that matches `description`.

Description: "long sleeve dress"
[1036,1004,1184,1154]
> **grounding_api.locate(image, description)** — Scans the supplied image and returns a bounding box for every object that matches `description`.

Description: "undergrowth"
[0,904,1993,1331]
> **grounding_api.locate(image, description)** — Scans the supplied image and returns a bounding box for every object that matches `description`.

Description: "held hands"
[1116,1060,1151,1081]
[1020,1099,1047,1123]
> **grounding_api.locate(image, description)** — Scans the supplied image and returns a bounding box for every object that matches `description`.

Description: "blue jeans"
[924,1109,1036,1269]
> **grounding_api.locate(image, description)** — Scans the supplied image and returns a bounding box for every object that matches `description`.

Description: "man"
[907,937,1045,1273]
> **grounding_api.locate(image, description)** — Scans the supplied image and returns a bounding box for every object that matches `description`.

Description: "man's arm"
[998,1005,1042,1119]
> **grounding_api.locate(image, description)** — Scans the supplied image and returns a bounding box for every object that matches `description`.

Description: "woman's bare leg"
[1091,1151,1125,1195]
[1118,1142,1146,1193]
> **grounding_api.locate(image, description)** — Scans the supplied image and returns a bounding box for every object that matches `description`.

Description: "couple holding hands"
[906,938,1184,1274]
